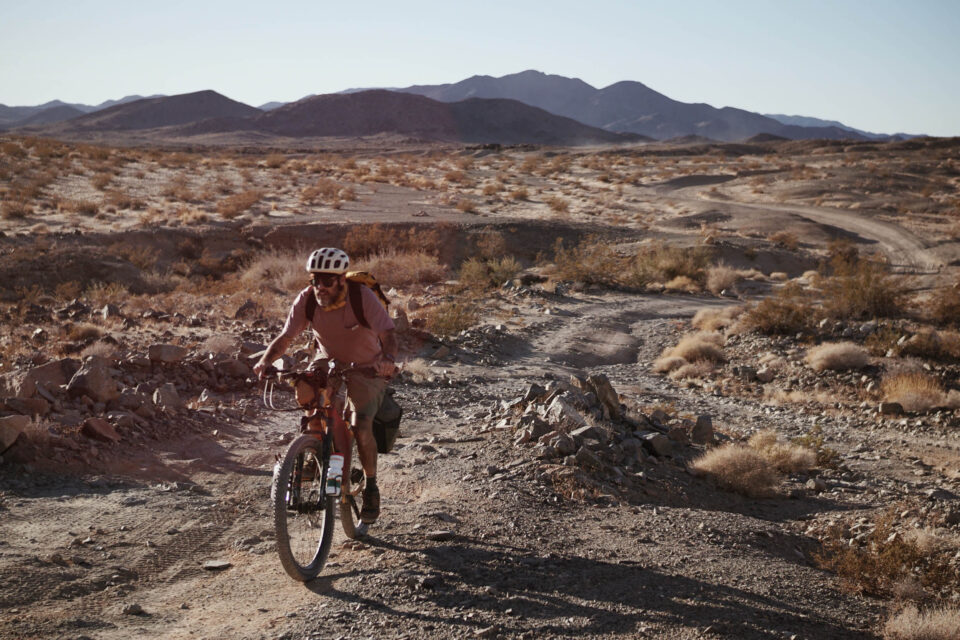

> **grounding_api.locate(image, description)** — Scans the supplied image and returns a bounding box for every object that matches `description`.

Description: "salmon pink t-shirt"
[278,286,394,366]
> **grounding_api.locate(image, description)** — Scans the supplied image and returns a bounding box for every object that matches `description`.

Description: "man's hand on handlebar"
[253,359,270,380]
[374,356,397,379]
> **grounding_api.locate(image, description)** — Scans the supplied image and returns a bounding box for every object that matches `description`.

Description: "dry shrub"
[653,356,687,373]
[884,605,960,640]
[1,200,31,219]
[91,172,113,190]
[239,250,304,293]
[706,263,740,294]
[664,275,700,293]
[67,323,103,341]
[481,182,503,196]
[741,283,813,335]
[805,342,869,371]
[747,430,815,473]
[691,305,744,331]
[105,190,145,210]
[425,301,478,338]
[929,284,960,328]
[177,207,208,225]
[551,237,619,285]
[459,256,521,290]
[816,510,959,601]
[668,360,714,380]
[473,231,507,259]
[81,341,118,359]
[200,334,237,355]
[882,373,948,413]
[507,187,529,201]
[455,198,477,213]
[547,197,569,213]
[819,257,905,320]
[343,224,446,259]
[353,250,447,288]
[768,230,799,250]
[899,330,960,361]
[690,445,780,497]
[663,331,725,363]
[84,282,127,306]
[217,190,263,218]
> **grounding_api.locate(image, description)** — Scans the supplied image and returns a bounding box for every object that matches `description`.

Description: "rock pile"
[488,371,718,499]
[0,342,263,462]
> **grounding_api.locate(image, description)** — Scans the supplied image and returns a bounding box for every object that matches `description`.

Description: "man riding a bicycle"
[254,247,397,525]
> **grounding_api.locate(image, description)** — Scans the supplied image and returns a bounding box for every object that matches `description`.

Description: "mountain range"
[1,71,921,144]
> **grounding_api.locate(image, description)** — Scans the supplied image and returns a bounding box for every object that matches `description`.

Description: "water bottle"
[325,454,344,496]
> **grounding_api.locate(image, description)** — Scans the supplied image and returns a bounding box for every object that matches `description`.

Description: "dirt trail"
[655,175,943,272]
[7,288,957,639]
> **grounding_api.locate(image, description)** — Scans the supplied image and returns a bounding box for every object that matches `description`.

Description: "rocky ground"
[1,137,959,639]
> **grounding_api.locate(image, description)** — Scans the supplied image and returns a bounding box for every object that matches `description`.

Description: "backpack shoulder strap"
[347,280,370,329]
[304,291,317,324]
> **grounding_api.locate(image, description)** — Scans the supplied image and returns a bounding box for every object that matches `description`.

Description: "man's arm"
[253,290,309,379]
[253,333,296,379]
[374,328,398,377]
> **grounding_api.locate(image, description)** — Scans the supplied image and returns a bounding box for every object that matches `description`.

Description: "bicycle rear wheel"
[339,438,368,539]
[272,434,335,581]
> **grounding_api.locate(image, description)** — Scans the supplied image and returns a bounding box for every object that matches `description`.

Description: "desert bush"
[473,231,507,260]
[690,445,780,497]
[791,424,841,468]
[481,182,503,196]
[459,256,521,290]
[547,197,569,214]
[668,360,715,380]
[455,198,477,213]
[353,250,447,288]
[816,510,959,601]
[664,275,700,293]
[691,305,745,331]
[217,190,263,218]
[805,342,869,371]
[66,199,99,216]
[343,224,447,259]
[66,323,103,341]
[551,237,620,286]
[706,263,741,294]
[507,187,529,201]
[929,284,960,327]
[881,372,948,413]
[884,605,960,640]
[91,172,113,190]
[81,341,118,359]
[747,431,816,474]
[741,283,814,335]
[656,331,725,371]
[425,301,478,338]
[238,249,306,293]
[898,329,960,361]
[105,190,145,210]
[1,200,31,219]
[768,230,799,250]
[84,282,128,306]
[819,257,905,320]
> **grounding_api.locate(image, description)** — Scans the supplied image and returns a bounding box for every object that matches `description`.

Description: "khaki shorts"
[345,373,387,428]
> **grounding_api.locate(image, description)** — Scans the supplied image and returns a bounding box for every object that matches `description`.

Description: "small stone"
[122,603,145,615]
[426,530,455,541]
[202,559,232,571]
[806,478,827,492]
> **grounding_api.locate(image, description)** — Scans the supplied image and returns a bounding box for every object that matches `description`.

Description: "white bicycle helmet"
[306,247,350,273]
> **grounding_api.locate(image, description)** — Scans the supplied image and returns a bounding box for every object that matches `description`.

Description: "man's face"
[311,272,345,306]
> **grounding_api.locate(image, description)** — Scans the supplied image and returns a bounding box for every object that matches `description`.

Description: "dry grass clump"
[705,263,741,294]
[217,189,263,219]
[668,360,715,380]
[459,256,522,290]
[805,342,869,371]
[881,372,952,413]
[664,275,700,293]
[747,431,815,474]
[343,224,448,259]
[928,283,960,328]
[455,198,477,213]
[425,301,478,338]
[691,305,745,331]
[768,230,799,250]
[547,197,569,214]
[690,445,780,497]
[1,200,32,219]
[740,283,813,335]
[664,331,725,363]
[883,605,960,640]
[507,187,529,201]
[898,330,960,361]
[239,250,304,293]
[819,257,906,320]
[353,250,447,288]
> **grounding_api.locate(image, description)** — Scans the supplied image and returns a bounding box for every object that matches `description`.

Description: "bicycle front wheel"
[271,434,335,581]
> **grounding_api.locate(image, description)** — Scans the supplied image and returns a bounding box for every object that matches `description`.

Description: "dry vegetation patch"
[805,342,870,371]
[884,605,960,640]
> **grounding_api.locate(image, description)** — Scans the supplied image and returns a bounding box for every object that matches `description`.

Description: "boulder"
[67,359,119,403]
[15,359,79,398]
[544,396,586,429]
[0,415,30,453]
[587,373,621,418]
[1,397,50,417]
[574,446,603,469]
[551,433,577,457]
[667,425,689,443]
[879,402,904,416]
[148,344,188,364]
[756,368,776,383]
[570,424,605,446]
[215,358,251,378]
[691,415,714,444]
[81,417,121,443]
[522,383,546,404]
[153,383,183,411]
[640,432,673,457]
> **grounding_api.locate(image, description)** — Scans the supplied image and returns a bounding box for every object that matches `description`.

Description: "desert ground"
[1,135,960,639]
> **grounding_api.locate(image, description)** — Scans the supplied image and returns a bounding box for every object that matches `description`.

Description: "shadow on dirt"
[307,535,874,639]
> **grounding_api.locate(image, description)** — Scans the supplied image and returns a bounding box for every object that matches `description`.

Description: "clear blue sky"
[2,0,958,135]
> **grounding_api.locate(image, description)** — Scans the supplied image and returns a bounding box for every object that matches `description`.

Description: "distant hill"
[390,70,878,142]
[0,94,165,129]
[40,91,261,132]
[251,90,638,145]
[14,105,85,127]
[764,113,918,141]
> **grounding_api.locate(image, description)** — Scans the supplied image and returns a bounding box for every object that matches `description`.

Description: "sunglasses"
[310,273,340,288]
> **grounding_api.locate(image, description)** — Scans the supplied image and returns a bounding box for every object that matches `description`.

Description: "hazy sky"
[2,0,958,135]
